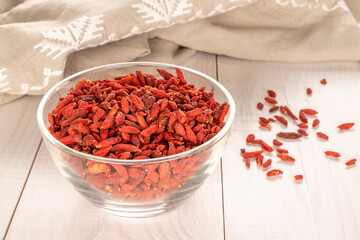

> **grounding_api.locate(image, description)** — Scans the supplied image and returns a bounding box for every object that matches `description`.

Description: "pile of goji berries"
[242,79,356,180]
[48,68,229,200]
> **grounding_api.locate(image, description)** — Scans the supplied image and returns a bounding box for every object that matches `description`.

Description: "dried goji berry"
[269,106,279,113]
[256,154,264,166]
[52,94,74,114]
[299,110,308,123]
[101,104,119,129]
[111,144,141,152]
[306,88,312,95]
[277,153,295,163]
[242,150,263,158]
[257,102,264,110]
[324,151,341,158]
[337,123,355,130]
[277,132,302,139]
[118,126,140,134]
[266,169,283,176]
[284,106,298,121]
[245,158,250,168]
[297,129,308,136]
[262,159,272,168]
[95,136,121,149]
[320,79,327,84]
[141,124,158,137]
[260,140,273,152]
[277,148,289,154]
[297,123,308,129]
[316,132,329,140]
[128,168,145,179]
[273,139,283,146]
[259,117,270,124]
[246,134,255,143]
[259,121,271,129]
[345,159,357,166]
[264,97,277,104]
[301,109,318,115]
[274,115,288,126]
[294,175,303,180]
[267,90,276,98]
[312,119,320,128]
[184,124,197,144]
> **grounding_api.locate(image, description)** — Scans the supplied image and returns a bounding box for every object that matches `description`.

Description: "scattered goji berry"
[297,123,308,129]
[277,148,289,154]
[262,159,272,168]
[280,106,286,114]
[259,121,271,129]
[269,106,279,113]
[277,132,302,139]
[306,88,312,95]
[345,159,357,166]
[242,150,264,158]
[257,102,264,110]
[337,123,355,130]
[259,117,270,124]
[265,97,277,104]
[246,134,255,143]
[320,79,327,84]
[312,119,320,128]
[324,151,341,158]
[316,132,329,140]
[245,158,250,168]
[273,139,283,146]
[284,106,298,121]
[266,169,283,176]
[256,154,264,166]
[294,175,303,180]
[267,90,276,98]
[297,129,308,136]
[274,115,288,126]
[301,109,318,115]
[260,140,273,152]
[277,153,295,163]
[299,110,308,123]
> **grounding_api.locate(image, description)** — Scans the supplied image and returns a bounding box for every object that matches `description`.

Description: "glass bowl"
[37,62,235,218]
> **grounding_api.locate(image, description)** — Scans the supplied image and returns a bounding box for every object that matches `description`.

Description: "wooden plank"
[6,52,225,240]
[0,96,42,239]
[217,57,320,240]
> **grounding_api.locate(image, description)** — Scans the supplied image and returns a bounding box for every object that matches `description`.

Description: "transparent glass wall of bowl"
[39,63,234,218]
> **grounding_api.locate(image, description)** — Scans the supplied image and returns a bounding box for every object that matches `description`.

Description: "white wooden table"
[1,53,359,240]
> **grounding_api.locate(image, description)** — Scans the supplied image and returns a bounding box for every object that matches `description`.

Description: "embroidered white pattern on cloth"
[20,68,63,94]
[34,14,105,60]
[132,0,193,24]
[275,0,349,12]
[0,68,9,92]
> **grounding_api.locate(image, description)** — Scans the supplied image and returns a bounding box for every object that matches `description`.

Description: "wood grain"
[6,53,225,240]
[278,62,360,240]
[217,57,318,240]
[218,56,360,240]
[0,96,42,239]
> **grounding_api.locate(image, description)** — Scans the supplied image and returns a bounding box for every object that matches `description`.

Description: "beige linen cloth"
[1,0,360,105]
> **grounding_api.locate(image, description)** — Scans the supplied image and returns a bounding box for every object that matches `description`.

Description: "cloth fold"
[1,0,360,105]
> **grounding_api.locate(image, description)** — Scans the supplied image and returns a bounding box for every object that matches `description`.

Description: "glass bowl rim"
[37,61,236,164]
